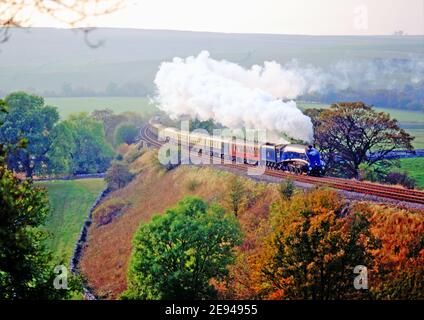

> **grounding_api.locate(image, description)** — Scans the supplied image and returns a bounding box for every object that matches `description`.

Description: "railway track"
[141,124,424,205]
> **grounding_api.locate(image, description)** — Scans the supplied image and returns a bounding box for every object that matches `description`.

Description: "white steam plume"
[154,51,315,142]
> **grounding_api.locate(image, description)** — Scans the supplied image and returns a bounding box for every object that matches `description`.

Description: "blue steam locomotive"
[261,143,324,176]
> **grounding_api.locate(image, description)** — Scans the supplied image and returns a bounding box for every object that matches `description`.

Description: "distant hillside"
[0,28,423,99]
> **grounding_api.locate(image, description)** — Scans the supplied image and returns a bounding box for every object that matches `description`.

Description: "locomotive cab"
[306,145,324,176]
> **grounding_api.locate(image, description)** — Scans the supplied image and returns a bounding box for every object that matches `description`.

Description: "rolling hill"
[0,28,423,97]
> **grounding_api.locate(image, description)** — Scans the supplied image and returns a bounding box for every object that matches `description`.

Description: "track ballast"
[140,124,424,205]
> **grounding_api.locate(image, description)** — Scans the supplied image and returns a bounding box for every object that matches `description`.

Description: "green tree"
[190,119,217,134]
[91,109,127,145]
[313,102,414,179]
[48,113,115,174]
[91,110,144,146]
[122,196,242,300]
[0,92,59,177]
[0,166,51,298]
[46,121,76,175]
[227,176,247,216]
[105,161,134,191]
[114,123,138,146]
[278,178,295,200]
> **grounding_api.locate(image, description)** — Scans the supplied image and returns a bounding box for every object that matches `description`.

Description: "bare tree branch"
[82,27,105,48]
[0,0,125,43]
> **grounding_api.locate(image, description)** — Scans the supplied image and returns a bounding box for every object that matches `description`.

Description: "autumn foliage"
[363,204,424,299]
[247,190,375,299]
[81,150,423,300]
[221,189,423,300]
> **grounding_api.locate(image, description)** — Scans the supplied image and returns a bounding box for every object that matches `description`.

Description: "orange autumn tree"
[217,186,423,300]
[258,189,376,300]
[354,203,424,299]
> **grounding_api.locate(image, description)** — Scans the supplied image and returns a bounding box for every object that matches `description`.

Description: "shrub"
[227,176,247,216]
[359,163,416,189]
[385,172,416,189]
[186,178,200,191]
[278,178,295,200]
[114,123,138,146]
[105,162,134,191]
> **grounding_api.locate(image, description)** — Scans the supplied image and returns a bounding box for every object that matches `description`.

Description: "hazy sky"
[32,0,424,35]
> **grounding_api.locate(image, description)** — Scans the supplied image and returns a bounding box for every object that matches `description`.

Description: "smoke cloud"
[154,51,424,142]
[154,51,315,142]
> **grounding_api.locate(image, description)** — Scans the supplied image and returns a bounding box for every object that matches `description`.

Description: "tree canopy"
[0,92,59,177]
[258,189,376,299]
[48,113,115,175]
[0,93,117,176]
[0,167,55,298]
[114,123,138,146]
[105,161,134,191]
[122,196,242,300]
[311,102,414,178]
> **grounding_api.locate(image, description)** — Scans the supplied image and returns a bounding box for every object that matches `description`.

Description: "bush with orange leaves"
[254,189,377,299]
[355,203,424,299]
[227,188,424,300]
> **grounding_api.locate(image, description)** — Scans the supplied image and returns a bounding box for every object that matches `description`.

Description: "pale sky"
[31,0,424,35]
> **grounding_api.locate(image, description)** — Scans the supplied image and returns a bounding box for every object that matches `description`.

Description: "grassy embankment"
[79,146,424,300]
[37,178,106,263]
[79,149,281,299]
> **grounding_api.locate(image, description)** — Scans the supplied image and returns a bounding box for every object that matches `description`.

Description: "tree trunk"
[353,163,360,180]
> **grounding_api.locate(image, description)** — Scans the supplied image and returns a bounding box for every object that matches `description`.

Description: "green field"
[45,97,159,119]
[37,178,106,262]
[398,158,424,189]
[299,102,424,149]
